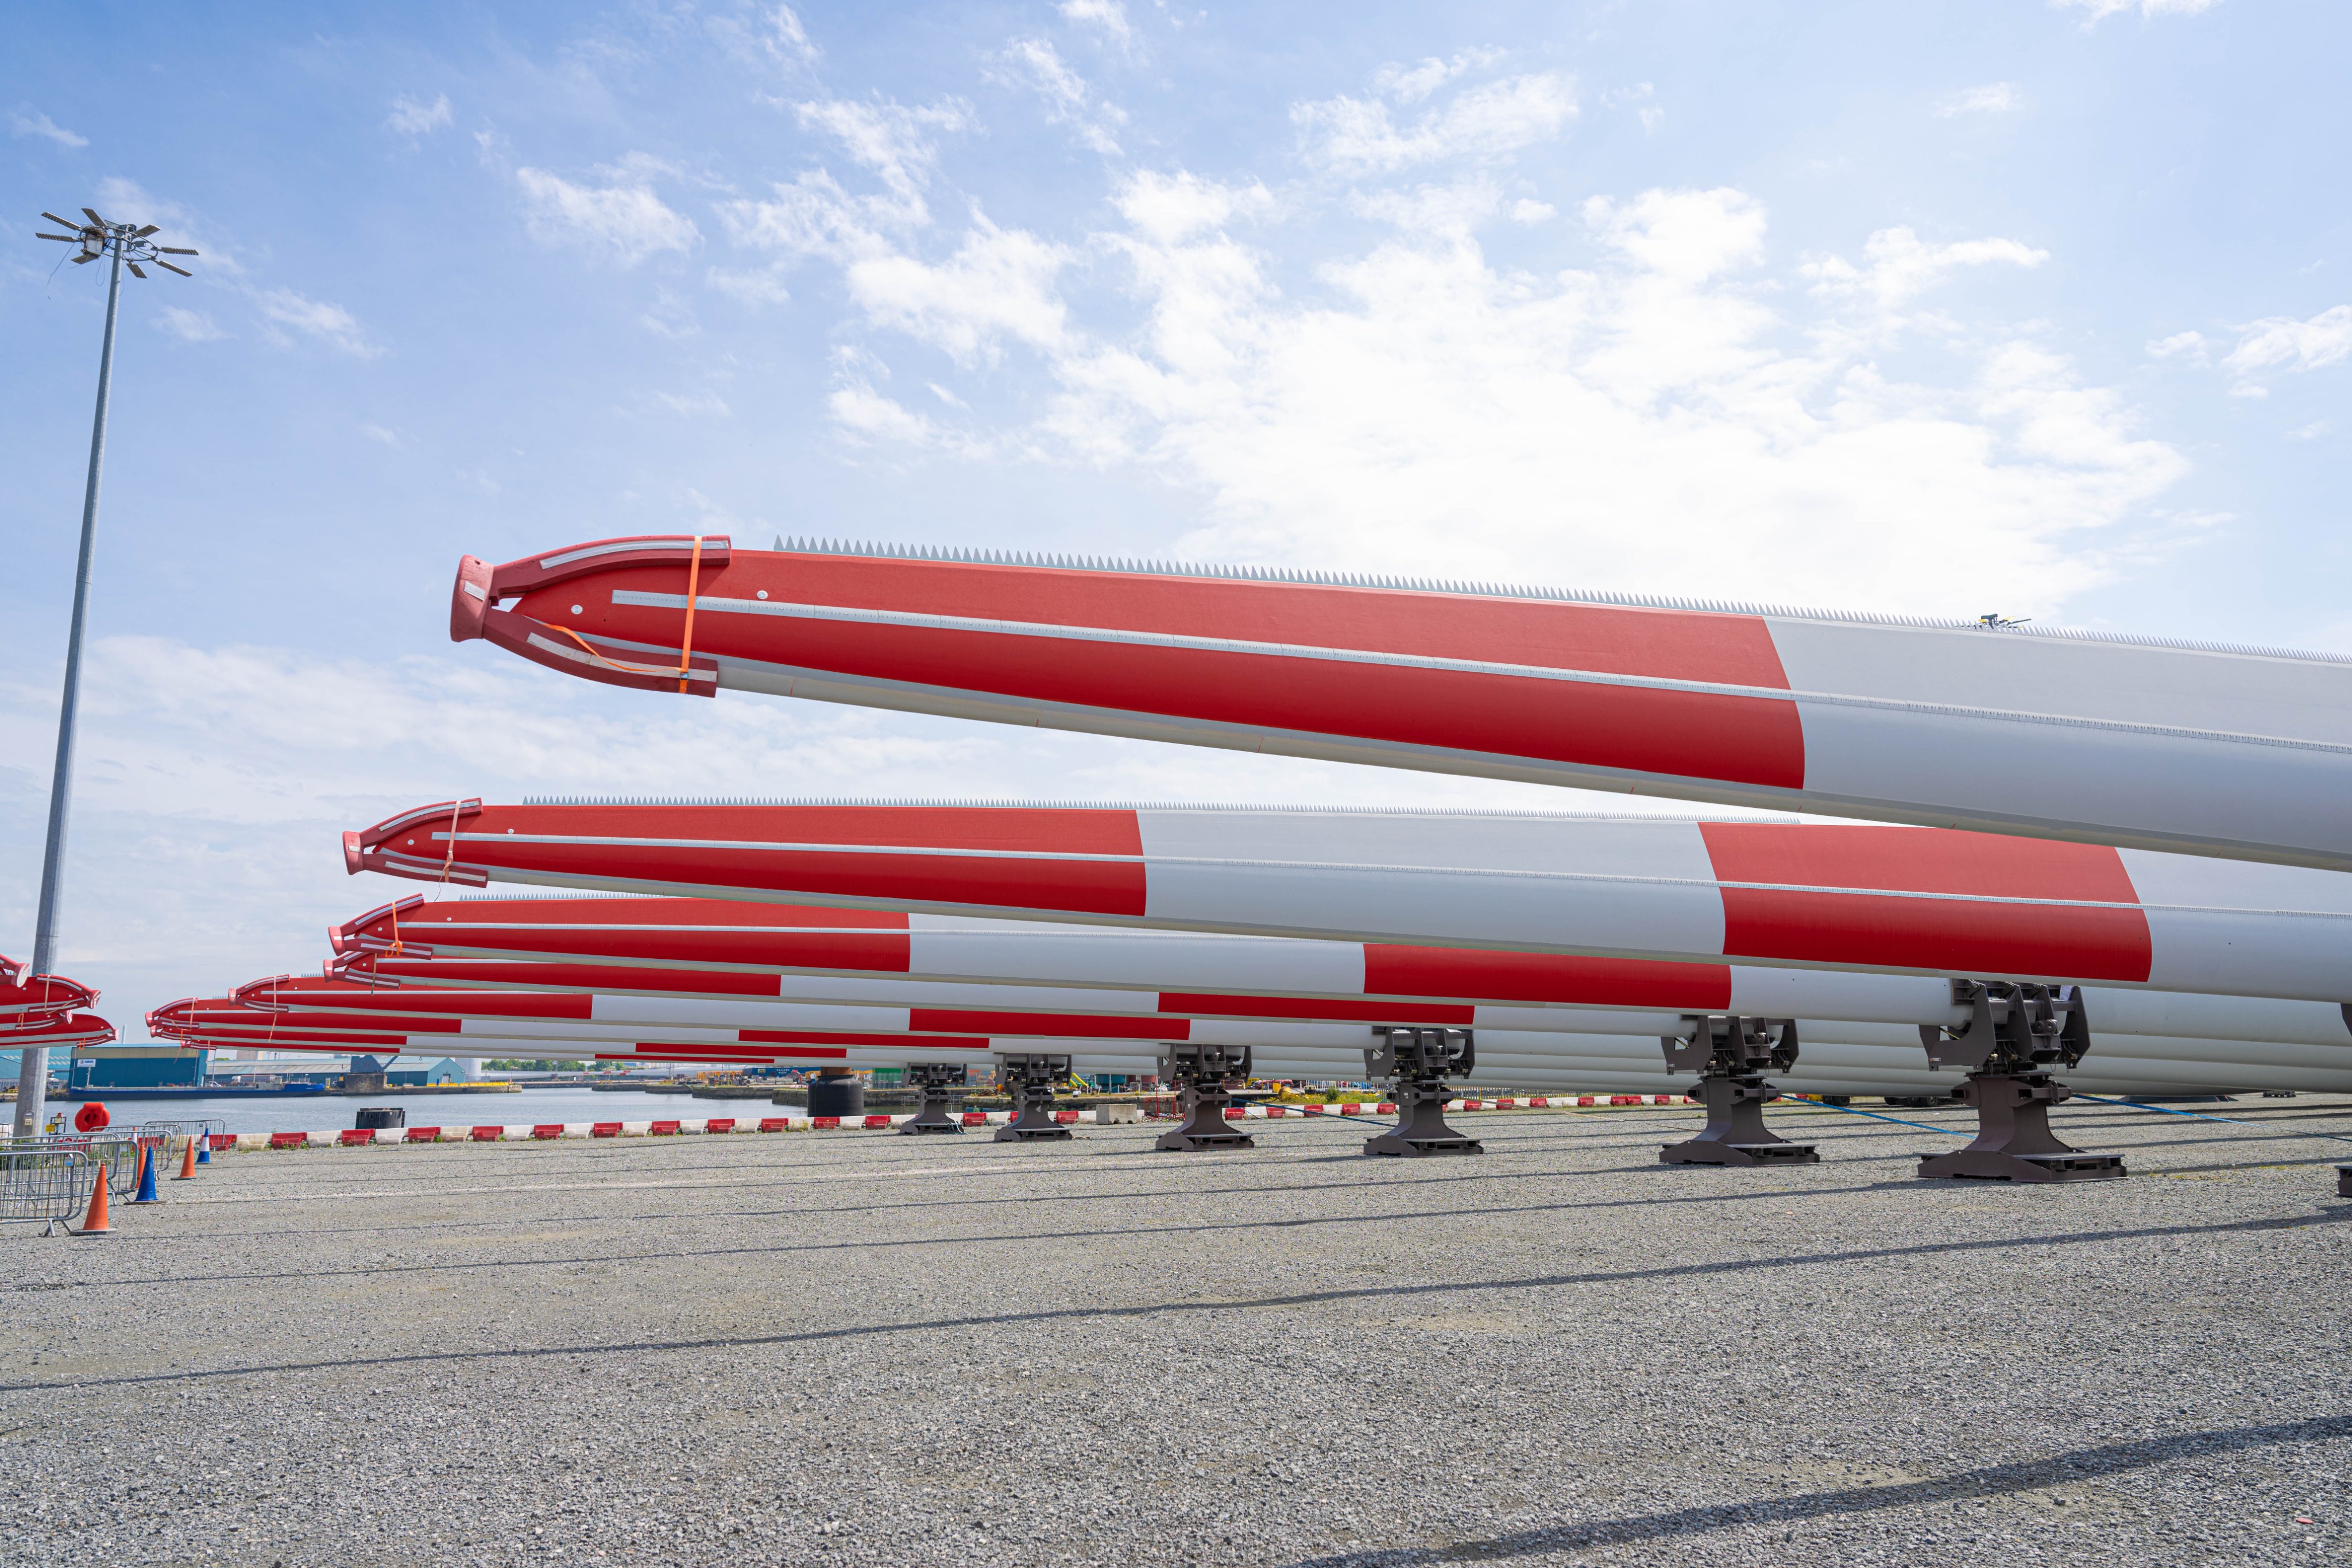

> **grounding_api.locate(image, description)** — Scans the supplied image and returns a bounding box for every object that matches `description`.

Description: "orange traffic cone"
[172,1136,198,1181]
[76,1162,113,1237]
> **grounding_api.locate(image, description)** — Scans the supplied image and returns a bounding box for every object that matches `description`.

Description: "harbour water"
[51,1086,725,1135]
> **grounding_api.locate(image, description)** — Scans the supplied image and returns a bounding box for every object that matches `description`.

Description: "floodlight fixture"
[13,205,196,1136]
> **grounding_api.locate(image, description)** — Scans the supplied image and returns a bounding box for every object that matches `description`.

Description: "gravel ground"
[3,1095,2348,1567]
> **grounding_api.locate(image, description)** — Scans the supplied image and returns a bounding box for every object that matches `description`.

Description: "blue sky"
[3,0,2346,1023]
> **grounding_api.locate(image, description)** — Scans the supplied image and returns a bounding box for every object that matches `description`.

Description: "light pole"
[13,208,196,1136]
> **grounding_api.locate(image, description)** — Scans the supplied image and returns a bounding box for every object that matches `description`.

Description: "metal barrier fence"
[6,1133,142,1196]
[135,1120,224,1145]
[0,1147,95,1232]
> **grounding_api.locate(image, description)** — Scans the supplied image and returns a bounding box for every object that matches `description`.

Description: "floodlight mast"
[14,209,195,1136]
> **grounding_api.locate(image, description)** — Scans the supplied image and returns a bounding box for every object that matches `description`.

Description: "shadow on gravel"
[1278,1414,2352,1565]
[90,1156,1872,1240]
[11,1209,2345,1394]
[28,1182,1902,1289]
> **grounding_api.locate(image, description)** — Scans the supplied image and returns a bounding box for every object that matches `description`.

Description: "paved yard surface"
[3,1097,2349,1566]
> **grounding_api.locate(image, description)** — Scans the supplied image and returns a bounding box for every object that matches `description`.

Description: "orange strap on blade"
[536,536,710,694]
[676,534,704,694]
[439,799,463,884]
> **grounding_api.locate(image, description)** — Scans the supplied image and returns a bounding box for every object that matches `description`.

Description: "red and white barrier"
[213,1095,1677,1151]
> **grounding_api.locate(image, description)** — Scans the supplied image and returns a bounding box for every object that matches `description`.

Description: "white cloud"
[730,75,2180,627]
[1294,71,1577,175]
[706,265,792,305]
[154,306,225,343]
[256,288,382,358]
[988,38,1126,154]
[516,156,698,265]
[1601,82,1664,133]
[1058,0,1132,44]
[1018,182,2184,620]
[2287,420,2330,441]
[724,103,1073,368]
[1115,169,1273,244]
[2221,305,2352,393]
[89,178,237,273]
[1510,199,1557,224]
[361,423,401,447]
[709,3,819,67]
[1371,51,1507,106]
[641,288,702,339]
[655,388,732,417]
[845,218,1073,365]
[385,93,453,138]
[830,384,950,446]
[1801,226,2048,312]
[792,96,971,218]
[2146,330,2208,361]
[1938,82,2024,116]
[2053,0,2222,21]
[10,108,86,148]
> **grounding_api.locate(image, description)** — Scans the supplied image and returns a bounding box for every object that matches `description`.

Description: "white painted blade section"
[1136,811,1728,957]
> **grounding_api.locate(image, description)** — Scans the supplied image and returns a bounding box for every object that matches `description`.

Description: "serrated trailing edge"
[769,535,2352,668]
[516,795,1796,822]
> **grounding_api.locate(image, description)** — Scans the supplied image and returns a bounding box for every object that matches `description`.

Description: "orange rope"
[540,624,688,679]
[534,536,709,692]
[676,534,705,694]
[439,799,462,884]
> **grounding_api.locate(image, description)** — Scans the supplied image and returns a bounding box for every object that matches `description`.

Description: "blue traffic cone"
[132,1142,161,1203]
[195,1134,211,1165]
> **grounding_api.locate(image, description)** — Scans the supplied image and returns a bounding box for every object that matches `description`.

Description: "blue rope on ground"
[2068,1093,2352,1147]
[1778,1094,1964,1136]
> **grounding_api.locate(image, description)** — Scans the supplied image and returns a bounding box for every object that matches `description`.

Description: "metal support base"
[1364,1078,1483,1157]
[1154,1044,1256,1151]
[994,1054,1073,1143]
[2335,1165,2350,1198]
[1155,1086,1255,1151]
[1916,1072,2125,1183]
[898,1064,966,1134]
[1659,1075,1817,1166]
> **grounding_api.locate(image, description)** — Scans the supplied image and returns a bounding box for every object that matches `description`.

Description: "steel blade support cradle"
[158,971,2352,1098]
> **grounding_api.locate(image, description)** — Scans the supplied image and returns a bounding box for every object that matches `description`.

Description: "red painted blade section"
[737,1030,992,1051]
[348,803,1149,917]
[482,546,1806,789]
[1699,823,2154,982]
[0,964,98,1022]
[1,1012,115,1047]
[334,897,911,973]
[1157,993,1475,1025]
[337,957,789,997]
[905,1009,1179,1040]
[1360,948,1736,1009]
